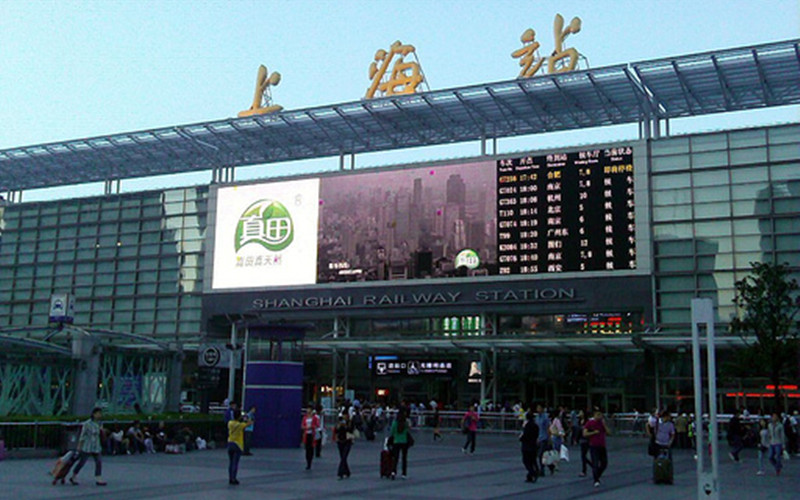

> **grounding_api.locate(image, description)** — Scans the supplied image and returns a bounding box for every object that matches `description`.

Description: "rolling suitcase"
[380,449,395,478]
[51,450,78,485]
[653,451,673,484]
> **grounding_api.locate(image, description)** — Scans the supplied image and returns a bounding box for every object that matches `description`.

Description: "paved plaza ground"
[1,433,798,499]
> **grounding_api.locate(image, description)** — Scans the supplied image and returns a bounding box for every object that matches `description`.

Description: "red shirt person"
[583,409,611,488]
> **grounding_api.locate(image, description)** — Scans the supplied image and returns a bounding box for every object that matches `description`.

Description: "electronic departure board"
[497,147,636,274]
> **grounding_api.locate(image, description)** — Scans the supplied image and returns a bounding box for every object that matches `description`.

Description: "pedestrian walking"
[756,418,769,475]
[768,412,785,476]
[728,410,745,463]
[301,406,321,470]
[675,413,689,449]
[68,407,107,486]
[548,410,565,460]
[389,408,412,479]
[315,404,325,458]
[432,405,443,441]
[578,409,592,478]
[227,411,252,485]
[570,409,582,446]
[583,409,611,488]
[520,410,540,483]
[334,413,354,479]
[461,403,479,455]
[535,404,550,476]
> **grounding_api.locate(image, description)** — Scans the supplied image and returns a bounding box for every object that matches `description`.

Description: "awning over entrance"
[304,333,750,356]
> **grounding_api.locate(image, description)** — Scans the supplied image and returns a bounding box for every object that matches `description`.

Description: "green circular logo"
[235,200,294,251]
[455,249,480,269]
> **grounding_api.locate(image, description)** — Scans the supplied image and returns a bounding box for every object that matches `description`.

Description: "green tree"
[730,262,799,410]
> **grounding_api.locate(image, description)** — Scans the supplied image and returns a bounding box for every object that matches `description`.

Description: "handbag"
[542,449,559,466]
[407,432,415,448]
[559,443,570,462]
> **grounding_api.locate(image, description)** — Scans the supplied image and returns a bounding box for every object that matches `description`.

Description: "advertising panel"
[318,161,496,282]
[212,178,320,289]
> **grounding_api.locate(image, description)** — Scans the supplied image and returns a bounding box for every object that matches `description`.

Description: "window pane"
[731,166,768,184]
[692,150,728,168]
[729,129,766,148]
[652,155,690,172]
[771,163,800,182]
[652,173,690,190]
[694,186,730,202]
[653,205,691,221]
[730,147,767,165]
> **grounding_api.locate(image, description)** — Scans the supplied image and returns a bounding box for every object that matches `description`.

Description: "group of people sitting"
[101,420,204,455]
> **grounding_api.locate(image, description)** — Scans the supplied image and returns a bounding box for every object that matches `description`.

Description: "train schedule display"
[497,148,636,275]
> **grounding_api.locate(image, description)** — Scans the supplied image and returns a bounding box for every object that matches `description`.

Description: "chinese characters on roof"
[238,64,283,117]
[512,14,583,78]
[366,40,426,99]
[239,12,585,110]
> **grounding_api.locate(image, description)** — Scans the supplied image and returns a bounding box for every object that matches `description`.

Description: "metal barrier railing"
[0,418,226,455]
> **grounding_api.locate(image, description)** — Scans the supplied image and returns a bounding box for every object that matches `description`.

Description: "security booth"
[243,324,306,448]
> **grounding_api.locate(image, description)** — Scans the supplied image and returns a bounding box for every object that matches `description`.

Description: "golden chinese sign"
[238,64,283,117]
[512,13,582,78]
[366,40,425,99]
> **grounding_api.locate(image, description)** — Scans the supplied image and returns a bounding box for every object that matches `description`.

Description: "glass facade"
[0,124,798,340]
[650,123,800,327]
[0,187,207,339]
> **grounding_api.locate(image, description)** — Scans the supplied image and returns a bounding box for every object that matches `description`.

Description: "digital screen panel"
[496,148,636,274]
[317,161,496,282]
[210,147,636,289]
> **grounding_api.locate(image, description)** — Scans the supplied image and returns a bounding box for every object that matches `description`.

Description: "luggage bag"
[653,451,673,485]
[380,449,395,478]
[51,450,78,485]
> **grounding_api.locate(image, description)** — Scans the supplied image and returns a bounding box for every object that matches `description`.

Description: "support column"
[71,335,100,416]
[166,345,184,412]
[227,322,238,404]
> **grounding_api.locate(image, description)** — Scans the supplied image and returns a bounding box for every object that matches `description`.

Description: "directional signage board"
[371,356,454,377]
[198,343,242,369]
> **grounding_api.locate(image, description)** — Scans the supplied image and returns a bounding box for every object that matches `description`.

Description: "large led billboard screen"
[210,147,636,290]
[212,178,320,289]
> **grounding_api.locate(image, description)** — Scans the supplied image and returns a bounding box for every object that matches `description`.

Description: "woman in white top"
[768,412,786,475]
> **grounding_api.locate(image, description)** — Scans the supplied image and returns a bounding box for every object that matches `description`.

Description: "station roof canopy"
[1,39,799,192]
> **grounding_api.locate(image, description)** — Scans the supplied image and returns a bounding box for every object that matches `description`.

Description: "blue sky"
[1,0,798,197]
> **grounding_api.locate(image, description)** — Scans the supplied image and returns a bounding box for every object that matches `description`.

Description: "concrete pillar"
[166,346,184,412]
[71,335,100,416]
